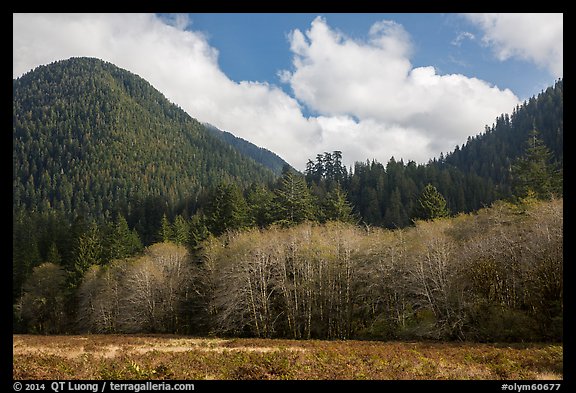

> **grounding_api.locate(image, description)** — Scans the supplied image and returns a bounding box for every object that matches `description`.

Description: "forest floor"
[13,334,562,380]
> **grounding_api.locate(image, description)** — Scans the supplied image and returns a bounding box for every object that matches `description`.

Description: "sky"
[13,13,563,170]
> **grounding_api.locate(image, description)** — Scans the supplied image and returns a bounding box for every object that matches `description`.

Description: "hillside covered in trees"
[13,57,279,223]
[204,123,292,176]
[13,57,562,342]
[304,80,563,229]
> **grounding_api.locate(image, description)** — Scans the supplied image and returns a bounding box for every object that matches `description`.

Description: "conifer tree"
[46,242,62,265]
[413,184,449,221]
[383,187,407,228]
[159,214,173,242]
[72,222,103,283]
[189,214,209,252]
[246,183,275,228]
[322,184,355,223]
[173,215,190,245]
[274,168,316,226]
[104,215,142,260]
[512,129,562,200]
[205,183,250,236]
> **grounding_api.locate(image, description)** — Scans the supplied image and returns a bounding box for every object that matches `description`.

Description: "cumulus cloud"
[13,13,520,170]
[463,13,563,78]
[281,17,519,164]
[13,13,317,168]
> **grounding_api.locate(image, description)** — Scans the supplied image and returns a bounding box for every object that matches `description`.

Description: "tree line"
[13,159,453,305]
[309,79,562,229]
[12,165,353,302]
[14,196,562,342]
[13,126,561,336]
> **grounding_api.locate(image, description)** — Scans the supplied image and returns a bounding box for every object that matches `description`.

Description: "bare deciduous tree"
[77,242,194,333]
[72,199,562,341]
[77,261,128,333]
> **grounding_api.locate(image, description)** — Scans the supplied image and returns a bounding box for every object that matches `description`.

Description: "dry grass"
[13,335,562,380]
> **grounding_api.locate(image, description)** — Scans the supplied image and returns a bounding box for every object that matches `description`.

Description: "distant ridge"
[203,123,292,175]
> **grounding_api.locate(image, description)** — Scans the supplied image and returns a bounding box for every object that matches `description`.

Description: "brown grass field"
[13,335,562,380]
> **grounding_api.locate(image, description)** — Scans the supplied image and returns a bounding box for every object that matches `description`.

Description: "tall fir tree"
[46,242,62,266]
[512,129,562,200]
[246,183,275,228]
[188,214,210,253]
[159,213,174,242]
[413,184,449,221]
[172,215,190,245]
[205,183,250,236]
[383,187,407,228]
[13,211,42,299]
[321,184,355,224]
[274,168,316,226]
[72,222,103,284]
[106,215,143,260]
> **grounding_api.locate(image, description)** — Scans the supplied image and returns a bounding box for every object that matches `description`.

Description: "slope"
[13,57,277,221]
[307,79,563,229]
[203,123,291,175]
[443,79,563,197]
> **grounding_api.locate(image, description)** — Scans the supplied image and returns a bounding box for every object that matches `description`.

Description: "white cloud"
[13,13,318,169]
[463,13,563,78]
[451,31,475,46]
[281,17,519,165]
[313,116,432,165]
[13,13,520,171]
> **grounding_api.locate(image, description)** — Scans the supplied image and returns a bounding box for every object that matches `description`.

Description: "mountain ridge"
[203,122,292,175]
[13,57,280,222]
[311,78,563,228]
[13,57,563,231]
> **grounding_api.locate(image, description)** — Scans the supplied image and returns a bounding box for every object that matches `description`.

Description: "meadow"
[13,335,562,380]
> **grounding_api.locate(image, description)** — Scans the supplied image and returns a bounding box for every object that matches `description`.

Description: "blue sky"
[13,13,562,169]
[179,13,556,101]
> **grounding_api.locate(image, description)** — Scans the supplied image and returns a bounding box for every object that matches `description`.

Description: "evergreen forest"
[13,57,563,342]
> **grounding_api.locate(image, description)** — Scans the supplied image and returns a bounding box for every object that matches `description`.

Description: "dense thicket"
[11,167,352,301]
[203,198,563,342]
[13,57,276,222]
[15,198,562,342]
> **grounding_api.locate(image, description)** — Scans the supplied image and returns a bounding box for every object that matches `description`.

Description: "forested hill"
[307,79,563,229]
[443,79,563,197]
[203,123,291,176]
[13,57,277,221]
